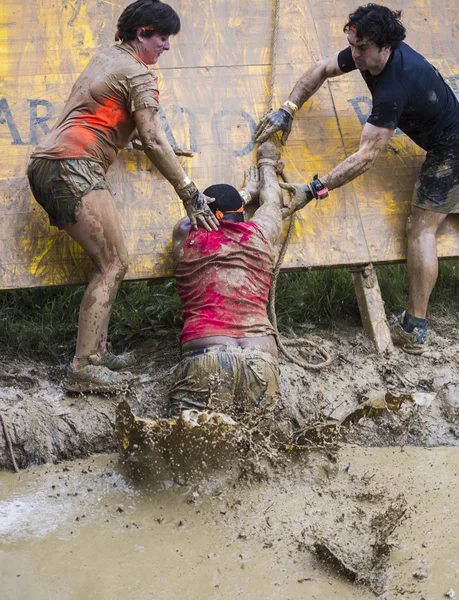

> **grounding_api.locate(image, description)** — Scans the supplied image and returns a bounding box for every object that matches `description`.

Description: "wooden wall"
[1,0,458,289]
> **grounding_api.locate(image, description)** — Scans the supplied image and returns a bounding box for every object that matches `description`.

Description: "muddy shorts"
[413,124,459,214]
[27,157,108,229]
[168,345,280,419]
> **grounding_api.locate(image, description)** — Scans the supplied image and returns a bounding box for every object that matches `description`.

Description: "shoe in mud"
[390,313,428,355]
[64,363,135,393]
[89,350,138,371]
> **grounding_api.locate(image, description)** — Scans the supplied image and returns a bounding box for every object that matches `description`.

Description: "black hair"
[203,184,244,222]
[116,0,180,42]
[344,4,406,50]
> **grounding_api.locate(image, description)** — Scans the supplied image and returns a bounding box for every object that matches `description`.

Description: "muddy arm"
[172,218,191,267]
[256,54,343,144]
[250,146,284,244]
[134,107,187,187]
[321,123,395,191]
[287,52,344,111]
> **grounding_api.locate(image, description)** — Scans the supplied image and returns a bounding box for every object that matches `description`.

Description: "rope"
[267,0,281,113]
[0,412,20,473]
[265,0,333,370]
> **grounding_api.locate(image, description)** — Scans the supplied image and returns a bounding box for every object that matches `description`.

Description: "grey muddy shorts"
[168,345,280,419]
[27,157,108,229]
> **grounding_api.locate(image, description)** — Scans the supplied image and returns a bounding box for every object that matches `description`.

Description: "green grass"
[1,261,458,361]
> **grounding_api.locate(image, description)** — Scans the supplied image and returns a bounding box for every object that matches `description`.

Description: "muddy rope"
[265,0,333,370]
[0,412,20,473]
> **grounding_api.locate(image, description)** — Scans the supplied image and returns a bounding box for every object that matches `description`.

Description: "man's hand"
[255,108,293,145]
[279,182,315,218]
[176,181,219,232]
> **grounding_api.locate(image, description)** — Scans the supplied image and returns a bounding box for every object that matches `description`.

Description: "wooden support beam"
[350,263,394,354]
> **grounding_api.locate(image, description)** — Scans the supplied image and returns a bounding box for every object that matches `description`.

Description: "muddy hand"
[184,192,219,232]
[279,182,315,218]
[176,180,219,231]
[172,145,194,158]
[240,165,260,204]
[255,109,293,145]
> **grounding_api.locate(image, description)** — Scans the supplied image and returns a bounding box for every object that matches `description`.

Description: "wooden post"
[350,263,394,354]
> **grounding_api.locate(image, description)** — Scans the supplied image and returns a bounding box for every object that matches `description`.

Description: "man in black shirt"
[256,3,459,355]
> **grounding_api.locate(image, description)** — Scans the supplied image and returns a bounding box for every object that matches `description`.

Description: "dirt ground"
[1,313,459,471]
[1,315,459,598]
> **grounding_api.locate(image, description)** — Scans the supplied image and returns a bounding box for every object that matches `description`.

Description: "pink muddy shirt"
[175,221,276,344]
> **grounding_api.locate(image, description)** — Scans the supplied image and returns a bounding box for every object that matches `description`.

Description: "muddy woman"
[26,0,218,393]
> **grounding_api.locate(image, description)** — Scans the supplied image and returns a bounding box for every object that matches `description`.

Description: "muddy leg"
[406,206,447,318]
[65,189,129,367]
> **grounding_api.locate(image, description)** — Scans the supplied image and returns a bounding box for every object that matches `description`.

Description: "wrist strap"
[283,100,298,113]
[239,190,252,205]
[257,158,278,168]
[175,176,192,192]
[310,178,329,200]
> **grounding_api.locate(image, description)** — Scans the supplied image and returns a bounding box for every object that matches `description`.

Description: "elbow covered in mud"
[360,149,379,172]
[142,138,164,156]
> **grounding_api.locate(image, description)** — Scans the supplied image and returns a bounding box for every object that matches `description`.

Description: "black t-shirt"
[337,42,459,150]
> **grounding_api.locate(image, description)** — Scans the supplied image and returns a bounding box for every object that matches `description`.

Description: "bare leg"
[65,189,129,367]
[406,205,447,318]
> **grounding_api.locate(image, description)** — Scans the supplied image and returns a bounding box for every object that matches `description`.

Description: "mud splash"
[1,447,458,599]
[2,314,459,470]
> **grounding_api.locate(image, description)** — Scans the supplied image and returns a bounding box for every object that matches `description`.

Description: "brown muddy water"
[1,446,458,600]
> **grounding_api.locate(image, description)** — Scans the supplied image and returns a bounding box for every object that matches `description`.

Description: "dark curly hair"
[343,4,406,50]
[116,0,180,42]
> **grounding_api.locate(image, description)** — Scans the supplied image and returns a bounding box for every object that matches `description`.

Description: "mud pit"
[1,315,459,597]
[1,448,458,599]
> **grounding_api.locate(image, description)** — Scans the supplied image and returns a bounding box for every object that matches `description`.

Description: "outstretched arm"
[249,141,284,243]
[321,122,395,190]
[280,122,395,217]
[256,53,344,145]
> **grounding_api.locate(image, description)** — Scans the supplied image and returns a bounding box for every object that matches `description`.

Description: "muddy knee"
[118,252,130,276]
[406,214,429,241]
[93,253,129,280]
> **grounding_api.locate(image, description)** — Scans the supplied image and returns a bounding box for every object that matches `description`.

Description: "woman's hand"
[176,181,219,232]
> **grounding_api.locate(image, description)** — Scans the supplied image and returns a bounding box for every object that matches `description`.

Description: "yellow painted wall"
[1,0,459,288]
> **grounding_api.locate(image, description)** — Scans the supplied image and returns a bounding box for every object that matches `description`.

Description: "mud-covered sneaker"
[88,350,138,371]
[390,313,428,355]
[64,363,135,393]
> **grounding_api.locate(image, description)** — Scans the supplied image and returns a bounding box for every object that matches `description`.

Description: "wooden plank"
[350,264,394,354]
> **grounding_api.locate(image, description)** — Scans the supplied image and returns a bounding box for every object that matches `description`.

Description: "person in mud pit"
[256,3,459,356]
[168,140,288,428]
[26,0,218,393]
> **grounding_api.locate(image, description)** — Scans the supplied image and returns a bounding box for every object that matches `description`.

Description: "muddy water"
[1,447,458,600]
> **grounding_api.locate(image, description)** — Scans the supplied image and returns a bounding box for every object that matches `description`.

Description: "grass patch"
[1,261,458,361]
